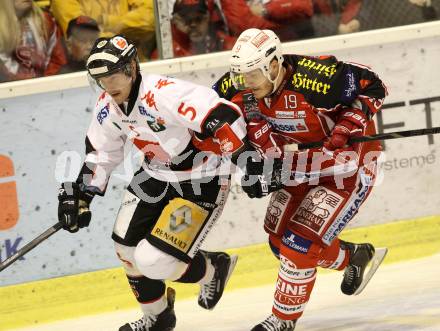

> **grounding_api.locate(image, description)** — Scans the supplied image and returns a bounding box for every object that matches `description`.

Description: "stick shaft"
[297,126,440,150]
[0,223,63,272]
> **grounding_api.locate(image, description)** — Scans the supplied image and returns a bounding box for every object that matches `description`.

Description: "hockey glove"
[241,158,285,199]
[324,108,367,151]
[58,182,95,233]
[247,119,284,158]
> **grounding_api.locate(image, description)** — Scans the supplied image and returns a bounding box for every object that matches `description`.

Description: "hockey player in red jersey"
[56,35,282,331]
[213,28,388,331]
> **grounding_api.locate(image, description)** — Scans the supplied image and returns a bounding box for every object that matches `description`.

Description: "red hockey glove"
[247,119,283,157]
[324,108,367,151]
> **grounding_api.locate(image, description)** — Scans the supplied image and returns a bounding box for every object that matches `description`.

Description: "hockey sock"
[127,275,167,315]
[175,250,208,283]
[273,230,320,321]
[317,237,349,270]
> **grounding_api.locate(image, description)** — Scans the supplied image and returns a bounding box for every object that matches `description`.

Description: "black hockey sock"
[175,250,207,283]
[127,275,166,302]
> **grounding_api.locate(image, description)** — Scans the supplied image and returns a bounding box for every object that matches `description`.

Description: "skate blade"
[354,247,388,295]
[224,255,238,291]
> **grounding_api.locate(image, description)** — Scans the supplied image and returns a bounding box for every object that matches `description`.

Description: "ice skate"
[251,314,296,331]
[340,241,388,295]
[198,250,238,310]
[119,287,176,331]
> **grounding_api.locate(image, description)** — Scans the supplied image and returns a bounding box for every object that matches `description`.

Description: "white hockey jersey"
[81,73,247,192]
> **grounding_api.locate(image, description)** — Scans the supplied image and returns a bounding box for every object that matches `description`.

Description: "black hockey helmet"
[86,35,138,80]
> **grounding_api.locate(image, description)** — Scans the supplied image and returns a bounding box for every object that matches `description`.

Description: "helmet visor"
[230,68,267,90]
[95,70,132,90]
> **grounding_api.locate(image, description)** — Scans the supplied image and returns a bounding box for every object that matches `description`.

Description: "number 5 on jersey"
[178,102,197,121]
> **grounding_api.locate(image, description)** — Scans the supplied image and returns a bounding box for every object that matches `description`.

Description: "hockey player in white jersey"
[57,35,282,331]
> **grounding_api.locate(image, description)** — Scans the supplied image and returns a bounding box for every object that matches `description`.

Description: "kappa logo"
[155,79,175,90]
[141,91,158,111]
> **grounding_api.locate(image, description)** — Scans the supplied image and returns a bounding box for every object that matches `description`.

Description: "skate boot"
[251,314,296,331]
[340,240,375,295]
[119,287,176,331]
[198,250,238,310]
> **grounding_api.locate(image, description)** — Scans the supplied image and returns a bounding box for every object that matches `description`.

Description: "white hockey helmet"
[229,28,284,92]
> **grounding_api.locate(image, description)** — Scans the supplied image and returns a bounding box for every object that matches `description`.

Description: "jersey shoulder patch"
[212,72,239,101]
[94,92,113,125]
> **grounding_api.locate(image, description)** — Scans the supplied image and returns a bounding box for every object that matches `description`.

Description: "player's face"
[247,59,282,99]
[232,68,273,99]
[14,0,33,17]
[244,70,273,99]
[97,71,133,104]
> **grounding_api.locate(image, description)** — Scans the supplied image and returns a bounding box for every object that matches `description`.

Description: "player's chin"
[109,91,124,102]
[251,88,266,99]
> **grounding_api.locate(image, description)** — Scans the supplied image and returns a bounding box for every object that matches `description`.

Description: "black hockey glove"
[58,182,95,233]
[241,158,285,199]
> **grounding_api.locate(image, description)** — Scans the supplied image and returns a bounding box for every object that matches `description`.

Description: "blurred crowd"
[0,0,438,83]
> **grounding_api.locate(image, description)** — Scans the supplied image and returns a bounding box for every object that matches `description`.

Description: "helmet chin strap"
[268,62,285,95]
[260,61,285,98]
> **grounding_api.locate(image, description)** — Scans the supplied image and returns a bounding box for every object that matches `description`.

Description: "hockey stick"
[0,222,63,272]
[285,126,440,151]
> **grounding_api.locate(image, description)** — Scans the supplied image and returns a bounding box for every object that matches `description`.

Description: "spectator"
[313,0,363,34]
[408,0,438,20]
[0,0,67,83]
[50,0,156,60]
[160,0,236,57]
[59,16,100,74]
[219,0,314,41]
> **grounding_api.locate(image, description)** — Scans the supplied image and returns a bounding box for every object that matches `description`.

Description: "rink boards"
[1,215,439,330]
